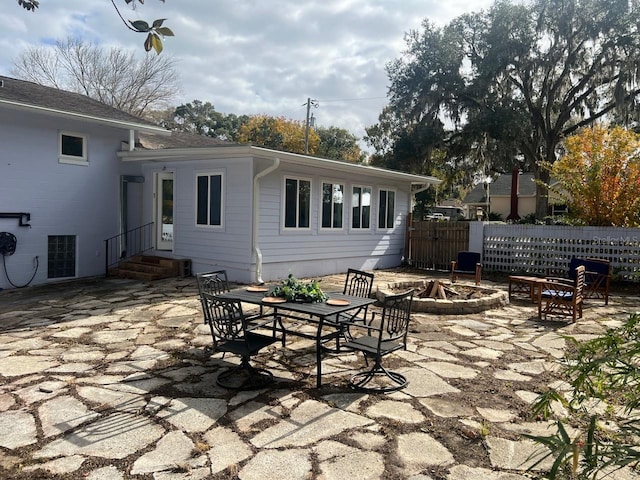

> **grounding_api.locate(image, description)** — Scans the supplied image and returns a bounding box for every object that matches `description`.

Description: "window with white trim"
[378,189,396,228]
[284,177,311,228]
[321,182,344,229]
[351,185,371,229]
[58,131,87,164]
[196,172,223,227]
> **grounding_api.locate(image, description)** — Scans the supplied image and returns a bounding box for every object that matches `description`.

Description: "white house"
[0,75,440,290]
[463,172,566,220]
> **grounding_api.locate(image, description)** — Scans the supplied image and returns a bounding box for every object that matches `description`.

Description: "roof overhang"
[0,98,169,135]
[117,144,441,186]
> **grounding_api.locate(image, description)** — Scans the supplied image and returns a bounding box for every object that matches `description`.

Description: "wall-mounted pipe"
[0,213,31,227]
[253,158,280,283]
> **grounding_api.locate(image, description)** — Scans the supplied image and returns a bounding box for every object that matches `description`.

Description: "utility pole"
[304,97,319,154]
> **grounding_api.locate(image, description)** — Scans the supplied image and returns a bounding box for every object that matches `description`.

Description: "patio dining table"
[215,287,377,388]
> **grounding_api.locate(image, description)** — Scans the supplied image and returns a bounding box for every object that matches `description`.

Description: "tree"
[150,100,250,141]
[315,126,365,163]
[12,38,179,116]
[551,125,640,226]
[237,115,320,155]
[16,0,173,54]
[373,0,640,219]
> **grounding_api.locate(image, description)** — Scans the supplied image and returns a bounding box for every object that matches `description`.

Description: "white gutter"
[253,157,280,283]
[411,183,434,195]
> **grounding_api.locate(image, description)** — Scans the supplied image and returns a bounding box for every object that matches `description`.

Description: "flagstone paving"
[0,270,638,479]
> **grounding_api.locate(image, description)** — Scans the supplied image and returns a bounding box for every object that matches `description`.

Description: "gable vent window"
[59,131,88,165]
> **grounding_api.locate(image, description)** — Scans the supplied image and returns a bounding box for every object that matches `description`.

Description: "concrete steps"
[109,255,191,281]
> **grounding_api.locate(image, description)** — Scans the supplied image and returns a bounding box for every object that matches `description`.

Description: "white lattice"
[479,224,640,281]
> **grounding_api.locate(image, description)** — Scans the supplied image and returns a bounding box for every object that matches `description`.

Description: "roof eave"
[117,145,441,185]
[0,99,169,135]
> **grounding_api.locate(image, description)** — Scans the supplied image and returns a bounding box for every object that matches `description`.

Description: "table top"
[508,275,546,282]
[217,288,375,317]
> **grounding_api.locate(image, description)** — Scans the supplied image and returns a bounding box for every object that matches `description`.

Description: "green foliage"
[314,126,365,163]
[168,100,249,141]
[526,313,640,479]
[369,0,640,219]
[270,274,327,303]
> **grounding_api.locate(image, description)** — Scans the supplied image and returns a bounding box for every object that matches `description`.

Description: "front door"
[156,172,174,250]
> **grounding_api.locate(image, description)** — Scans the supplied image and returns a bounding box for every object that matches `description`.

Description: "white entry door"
[156,172,174,250]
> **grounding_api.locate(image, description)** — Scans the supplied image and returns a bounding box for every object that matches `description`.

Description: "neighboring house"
[0,75,440,289]
[463,172,566,220]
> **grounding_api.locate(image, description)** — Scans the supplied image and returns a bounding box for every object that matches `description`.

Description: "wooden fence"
[405,215,470,270]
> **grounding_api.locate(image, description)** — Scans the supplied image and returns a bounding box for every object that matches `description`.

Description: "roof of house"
[0,75,166,134]
[0,74,439,186]
[118,141,441,186]
[138,131,234,149]
[463,172,537,204]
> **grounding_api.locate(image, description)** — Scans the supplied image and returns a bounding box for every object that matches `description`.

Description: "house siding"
[140,158,255,281]
[256,164,409,281]
[135,157,413,284]
[0,109,130,290]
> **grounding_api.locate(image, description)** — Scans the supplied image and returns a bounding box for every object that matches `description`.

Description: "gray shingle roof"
[463,173,537,204]
[0,75,162,130]
[138,131,235,149]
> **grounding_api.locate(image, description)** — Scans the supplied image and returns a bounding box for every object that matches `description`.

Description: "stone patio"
[0,269,638,479]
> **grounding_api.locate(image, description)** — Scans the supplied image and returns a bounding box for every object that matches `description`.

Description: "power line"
[318,96,387,103]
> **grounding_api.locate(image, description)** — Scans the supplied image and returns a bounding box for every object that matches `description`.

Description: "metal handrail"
[105,222,154,275]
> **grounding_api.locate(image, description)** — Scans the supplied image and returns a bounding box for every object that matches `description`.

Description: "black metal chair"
[343,289,414,393]
[201,292,278,389]
[322,268,375,353]
[197,270,231,324]
[451,251,482,285]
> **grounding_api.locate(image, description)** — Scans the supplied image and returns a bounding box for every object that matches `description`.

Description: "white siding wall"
[140,158,255,282]
[138,158,413,283]
[257,164,411,281]
[0,109,131,290]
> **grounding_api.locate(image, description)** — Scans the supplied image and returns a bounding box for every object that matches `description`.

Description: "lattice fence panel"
[482,224,640,281]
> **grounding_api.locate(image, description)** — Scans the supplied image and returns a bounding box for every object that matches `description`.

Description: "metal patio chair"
[201,293,278,389]
[322,268,375,353]
[343,289,414,393]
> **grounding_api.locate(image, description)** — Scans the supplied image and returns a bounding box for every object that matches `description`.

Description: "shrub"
[527,313,640,479]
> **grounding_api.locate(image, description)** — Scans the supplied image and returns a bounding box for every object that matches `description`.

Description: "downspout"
[253,157,280,283]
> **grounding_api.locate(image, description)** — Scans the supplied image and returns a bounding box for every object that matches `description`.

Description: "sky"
[0,1,493,150]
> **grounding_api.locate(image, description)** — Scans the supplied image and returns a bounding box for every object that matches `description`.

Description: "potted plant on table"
[271,274,327,303]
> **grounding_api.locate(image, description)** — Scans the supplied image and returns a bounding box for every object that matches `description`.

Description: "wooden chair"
[451,251,482,285]
[343,289,414,393]
[201,293,278,389]
[322,268,375,353]
[538,265,585,323]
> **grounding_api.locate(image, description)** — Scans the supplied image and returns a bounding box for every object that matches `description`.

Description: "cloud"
[1,0,492,151]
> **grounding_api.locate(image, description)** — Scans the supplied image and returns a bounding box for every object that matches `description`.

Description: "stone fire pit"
[376,280,508,314]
